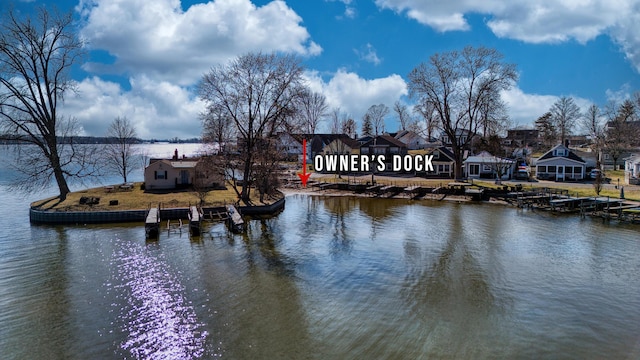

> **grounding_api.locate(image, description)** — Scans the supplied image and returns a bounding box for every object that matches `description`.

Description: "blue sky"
[9,0,640,139]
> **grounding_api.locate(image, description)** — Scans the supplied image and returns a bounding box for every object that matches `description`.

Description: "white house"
[624,154,640,185]
[144,151,224,190]
[463,151,515,180]
[144,158,198,190]
[535,144,586,181]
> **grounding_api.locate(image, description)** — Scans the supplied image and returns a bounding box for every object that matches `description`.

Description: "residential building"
[144,150,224,190]
[463,151,515,180]
[359,135,408,171]
[535,144,586,181]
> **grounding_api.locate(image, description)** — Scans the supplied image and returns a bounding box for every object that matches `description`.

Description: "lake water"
[1,145,640,359]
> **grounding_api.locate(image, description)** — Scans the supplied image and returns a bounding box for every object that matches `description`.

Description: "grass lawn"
[31,182,277,212]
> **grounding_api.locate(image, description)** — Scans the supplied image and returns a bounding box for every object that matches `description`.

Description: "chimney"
[173,149,178,160]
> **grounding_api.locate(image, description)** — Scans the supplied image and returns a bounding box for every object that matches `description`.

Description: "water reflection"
[110,238,208,359]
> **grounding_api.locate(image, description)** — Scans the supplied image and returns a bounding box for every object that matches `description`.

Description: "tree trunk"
[240,154,252,205]
[51,155,71,200]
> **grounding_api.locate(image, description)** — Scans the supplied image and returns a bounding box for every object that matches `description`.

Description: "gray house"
[535,144,586,181]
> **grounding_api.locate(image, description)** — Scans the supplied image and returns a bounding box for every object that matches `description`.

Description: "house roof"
[330,137,361,149]
[428,146,456,162]
[148,158,199,169]
[463,151,514,164]
[361,134,407,148]
[537,144,585,163]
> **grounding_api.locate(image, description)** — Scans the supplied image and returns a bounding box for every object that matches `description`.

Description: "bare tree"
[605,99,638,170]
[329,107,342,134]
[198,52,305,204]
[550,96,581,145]
[0,7,89,200]
[296,89,328,134]
[200,103,236,154]
[329,107,356,137]
[408,46,517,179]
[104,116,138,184]
[393,101,411,131]
[413,99,439,141]
[365,104,389,135]
[341,118,356,138]
[478,90,510,137]
[581,104,604,168]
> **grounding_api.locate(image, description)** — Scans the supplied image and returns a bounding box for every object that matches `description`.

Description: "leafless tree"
[329,107,356,137]
[605,99,638,170]
[200,103,236,154]
[478,90,510,137]
[365,104,389,135]
[413,100,439,141]
[198,52,305,204]
[581,104,605,168]
[393,101,411,131]
[341,118,357,138]
[550,96,581,145]
[408,46,517,179]
[104,116,138,184]
[0,7,92,200]
[295,89,328,134]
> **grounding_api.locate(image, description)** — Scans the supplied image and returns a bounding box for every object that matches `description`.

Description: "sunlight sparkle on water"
[110,239,210,359]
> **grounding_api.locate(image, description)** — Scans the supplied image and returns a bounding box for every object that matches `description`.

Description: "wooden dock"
[188,206,203,236]
[226,205,245,233]
[145,205,161,239]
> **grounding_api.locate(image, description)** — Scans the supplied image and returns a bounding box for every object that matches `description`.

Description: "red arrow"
[298,138,311,187]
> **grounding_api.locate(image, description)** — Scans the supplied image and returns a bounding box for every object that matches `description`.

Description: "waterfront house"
[359,134,408,171]
[423,146,455,178]
[625,154,640,185]
[144,150,224,190]
[535,144,586,181]
[463,151,515,180]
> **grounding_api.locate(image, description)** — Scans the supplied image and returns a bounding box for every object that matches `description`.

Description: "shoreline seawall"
[30,197,285,225]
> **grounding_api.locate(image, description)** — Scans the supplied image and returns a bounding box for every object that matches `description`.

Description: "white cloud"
[77,0,321,85]
[62,77,204,139]
[355,43,382,65]
[305,69,407,131]
[501,86,592,128]
[375,0,640,71]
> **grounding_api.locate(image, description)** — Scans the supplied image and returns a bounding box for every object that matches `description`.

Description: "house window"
[433,151,440,159]
[538,166,547,173]
[604,154,610,160]
[154,170,167,180]
[548,166,556,173]
[566,166,574,174]
[574,166,582,175]
[361,147,369,154]
[483,164,492,172]
[374,147,386,155]
[554,148,567,157]
[390,147,399,154]
[469,164,480,176]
